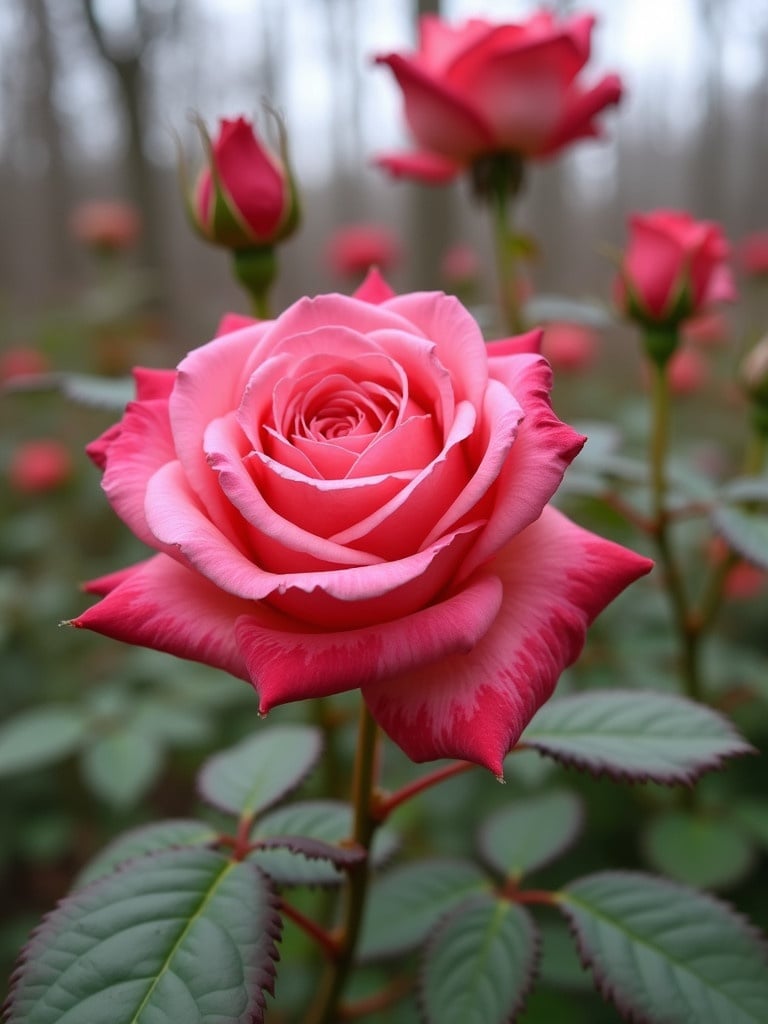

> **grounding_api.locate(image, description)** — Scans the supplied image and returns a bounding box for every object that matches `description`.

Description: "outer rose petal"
[353,268,397,305]
[486,329,543,358]
[71,555,254,680]
[133,367,176,401]
[374,151,463,183]
[541,73,623,155]
[216,312,258,336]
[362,506,653,774]
[236,572,503,710]
[375,53,495,161]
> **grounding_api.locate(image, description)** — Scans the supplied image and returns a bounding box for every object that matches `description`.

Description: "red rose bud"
[375,11,622,184]
[9,440,72,494]
[617,209,735,333]
[187,115,299,250]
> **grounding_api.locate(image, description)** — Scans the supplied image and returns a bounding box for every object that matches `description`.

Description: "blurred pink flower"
[70,201,141,252]
[738,231,768,278]
[541,322,598,372]
[682,310,729,348]
[441,243,480,286]
[0,347,50,383]
[668,347,708,395]
[9,440,72,494]
[325,223,400,278]
[375,10,622,183]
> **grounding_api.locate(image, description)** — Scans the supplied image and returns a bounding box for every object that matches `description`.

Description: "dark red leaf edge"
[197,726,324,818]
[74,817,219,888]
[476,790,585,883]
[416,893,541,1024]
[519,691,755,786]
[2,848,283,1024]
[253,834,365,868]
[556,870,768,1024]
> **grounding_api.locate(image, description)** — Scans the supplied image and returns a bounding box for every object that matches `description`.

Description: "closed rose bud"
[541,322,598,373]
[326,223,400,279]
[9,440,72,494]
[188,116,299,250]
[441,244,480,287]
[617,210,735,332]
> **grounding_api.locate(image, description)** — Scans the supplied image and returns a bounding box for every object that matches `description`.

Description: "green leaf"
[358,859,488,961]
[559,871,768,1024]
[478,789,584,882]
[6,847,281,1024]
[537,920,592,991]
[718,476,768,504]
[199,724,322,819]
[711,505,768,570]
[523,294,614,328]
[76,819,218,887]
[520,690,752,783]
[81,728,163,808]
[251,800,399,887]
[0,707,88,776]
[420,893,538,1024]
[643,810,756,890]
[732,799,768,849]
[3,371,134,410]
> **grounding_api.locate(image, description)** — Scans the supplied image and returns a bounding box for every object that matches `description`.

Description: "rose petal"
[216,312,258,336]
[458,353,585,578]
[374,151,464,183]
[486,329,543,358]
[237,571,503,710]
[71,554,254,680]
[133,367,176,401]
[353,268,398,304]
[362,506,653,774]
[542,73,623,155]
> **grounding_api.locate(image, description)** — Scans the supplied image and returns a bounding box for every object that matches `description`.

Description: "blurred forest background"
[3,0,768,349]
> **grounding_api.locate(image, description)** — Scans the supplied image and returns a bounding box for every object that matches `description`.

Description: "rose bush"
[73,272,651,774]
[618,210,735,329]
[375,11,622,183]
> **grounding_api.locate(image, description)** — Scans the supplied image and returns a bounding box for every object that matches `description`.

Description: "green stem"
[250,288,271,320]
[491,181,524,335]
[303,702,379,1024]
[648,356,701,700]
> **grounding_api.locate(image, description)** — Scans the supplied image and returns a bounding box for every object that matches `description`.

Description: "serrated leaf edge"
[557,870,768,1024]
[416,893,541,1024]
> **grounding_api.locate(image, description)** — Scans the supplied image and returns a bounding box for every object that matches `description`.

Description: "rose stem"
[488,155,526,335]
[648,352,701,700]
[279,899,340,961]
[373,760,476,820]
[303,701,380,1024]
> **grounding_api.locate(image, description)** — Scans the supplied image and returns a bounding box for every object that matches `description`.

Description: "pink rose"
[375,11,622,183]
[618,210,735,328]
[738,231,768,278]
[541,322,598,373]
[69,200,140,252]
[73,273,650,774]
[191,117,299,249]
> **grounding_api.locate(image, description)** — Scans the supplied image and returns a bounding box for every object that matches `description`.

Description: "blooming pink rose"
[73,272,650,774]
[70,201,140,252]
[191,117,299,249]
[375,11,622,183]
[618,210,735,328]
[9,440,72,494]
[326,223,400,279]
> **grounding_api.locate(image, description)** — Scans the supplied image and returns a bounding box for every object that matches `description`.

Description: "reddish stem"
[280,899,341,960]
[338,975,414,1019]
[373,761,476,820]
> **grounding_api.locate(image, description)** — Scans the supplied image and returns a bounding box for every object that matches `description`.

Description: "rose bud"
[9,440,72,494]
[375,11,622,184]
[69,200,141,253]
[326,223,400,279]
[188,116,299,251]
[617,210,735,335]
[0,346,50,384]
[72,274,651,776]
